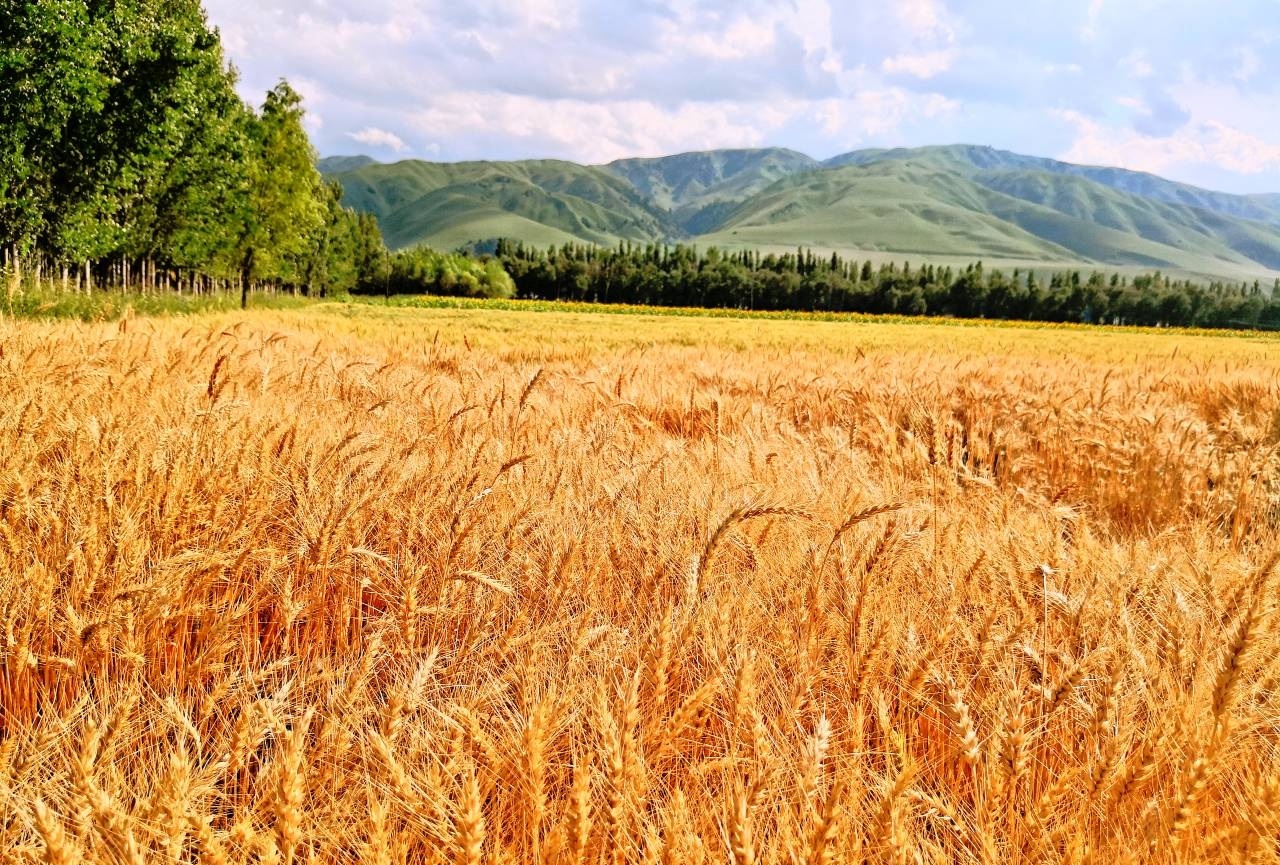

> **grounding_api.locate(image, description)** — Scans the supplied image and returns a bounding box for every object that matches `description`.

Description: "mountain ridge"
[321,145,1280,283]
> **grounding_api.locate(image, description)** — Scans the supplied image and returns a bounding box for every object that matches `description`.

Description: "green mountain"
[825,144,1049,174]
[318,155,380,174]
[972,170,1280,270]
[322,144,1280,282]
[700,161,1078,260]
[826,144,1280,227]
[603,148,820,233]
[329,159,669,250]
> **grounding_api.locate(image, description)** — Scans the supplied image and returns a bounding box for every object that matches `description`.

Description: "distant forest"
[362,241,1280,331]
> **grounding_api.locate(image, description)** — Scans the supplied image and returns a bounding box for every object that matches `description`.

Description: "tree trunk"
[8,248,20,298]
[240,248,255,310]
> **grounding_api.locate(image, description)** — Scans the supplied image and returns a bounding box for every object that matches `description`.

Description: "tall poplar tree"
[0,0,109,262]
[3,2,373,298]
[236,81,325,307]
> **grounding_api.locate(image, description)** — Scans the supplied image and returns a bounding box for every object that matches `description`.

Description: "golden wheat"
[0,305,1277,864]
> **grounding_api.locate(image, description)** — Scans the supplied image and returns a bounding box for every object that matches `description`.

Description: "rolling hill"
[824,144,1280,227]
[322,144,1280,282]
[329,159,669,250]
[603,148,820,234]
[318,155,379,174]
[699,161,1078,260]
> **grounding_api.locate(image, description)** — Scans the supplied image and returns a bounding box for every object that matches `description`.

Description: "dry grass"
[1,305,1279,864]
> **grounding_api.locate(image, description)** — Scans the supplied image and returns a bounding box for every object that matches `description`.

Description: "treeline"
[0,0,387,305]
[483,240,1280,329]
[364,246,515,299]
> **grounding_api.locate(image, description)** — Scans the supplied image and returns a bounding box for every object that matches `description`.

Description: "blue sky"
[203,0,1280,194]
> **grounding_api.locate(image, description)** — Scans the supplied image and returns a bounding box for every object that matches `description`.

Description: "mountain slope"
[699,159,1280,274]
[973,170,1280,270]
[319,155,379,173]
[603,148,819,232]
[826,144,1280,227]
[323,145,1280,281]
[699,162,1081,260]
[331,159,669,249]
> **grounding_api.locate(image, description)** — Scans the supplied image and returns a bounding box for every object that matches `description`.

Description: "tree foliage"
[0,1,389,300]
[372,246,515,299]
[465,240,1280,330]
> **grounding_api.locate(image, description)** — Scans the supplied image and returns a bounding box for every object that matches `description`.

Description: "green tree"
[154,80,255,278]
[235,81,325,307]
[352,213,391,294]
[1,0,254,284]
[0,0,109,262]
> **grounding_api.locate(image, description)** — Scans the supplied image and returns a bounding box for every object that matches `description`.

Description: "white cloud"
[1116,96,1151,116]
[503,0,580,32]
[882,49,956,79]
[459,31,499,60]
[1058,110,1280,175]
[792,0,843,76]
[199,0,1280,191]
[816,90,959,142]
[661,15,778,61]
[1121,51,1154,79]
[347,127,409,152]
[894,0,955,43]
[1235,47,1261,83]
[410,94,786,163]
[1082,0,1105,41]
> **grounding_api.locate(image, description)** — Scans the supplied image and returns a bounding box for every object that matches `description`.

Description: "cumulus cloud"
[410,95,774,164]
[894,0,956,43]
[1234,47,1262,83]
[815,90,959,141]
[347,127,408,152]
[1059,111,1280,176]
[1120,51,1154,79]
[882,50,956,80]
[1082,0,1105,41]
[202,0,1280,191]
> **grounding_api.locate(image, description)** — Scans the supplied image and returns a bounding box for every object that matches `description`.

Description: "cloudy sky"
[203,0,1280,193]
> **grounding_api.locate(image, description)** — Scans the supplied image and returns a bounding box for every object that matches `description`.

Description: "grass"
[1,302,1278,864]
[355,292,1280,346]
[0,284,320,321]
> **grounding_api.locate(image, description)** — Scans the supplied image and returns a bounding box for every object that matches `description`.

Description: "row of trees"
[0,0,387,304]
[378,246,516,299]
[478,241,1280,329]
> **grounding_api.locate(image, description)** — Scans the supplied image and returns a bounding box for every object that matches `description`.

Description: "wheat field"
[2,306,1279,865]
